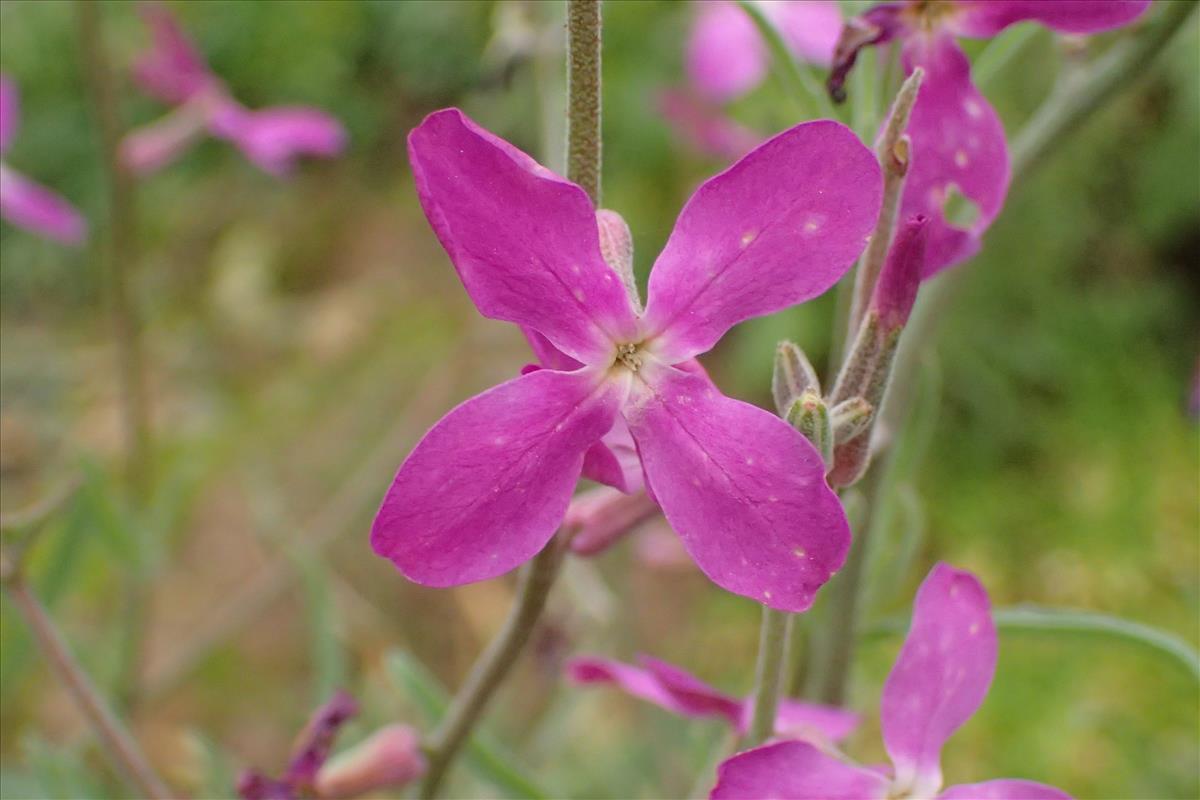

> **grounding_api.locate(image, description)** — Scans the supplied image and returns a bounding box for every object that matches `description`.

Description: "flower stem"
[566,0,602,204]
[417,536,571,798]
[76,0,151,499]
[76,0,152,712]
[745,607,792,747]
[0,569,170,799]
[735,0,838,120]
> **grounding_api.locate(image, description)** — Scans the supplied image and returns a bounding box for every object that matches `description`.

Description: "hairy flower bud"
[315,725,426,799]
[870,214,927,330]
[772,340,821,417]
[596,208,639,309]
[786,390,833,470]
[830,397,874,444]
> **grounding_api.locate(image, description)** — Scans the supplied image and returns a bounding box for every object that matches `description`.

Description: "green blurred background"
[1,1,1196,798]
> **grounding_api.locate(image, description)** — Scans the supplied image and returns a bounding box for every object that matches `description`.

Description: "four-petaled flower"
[567,653,858,744]
[371,107,882,612]
[829,0,1150,277]
[122,3,346,177]
[710,563,1071,800]
[0,76,86,245]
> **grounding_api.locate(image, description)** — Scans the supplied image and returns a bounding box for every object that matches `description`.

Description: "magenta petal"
[623,364,850,612]
[216,105,346,176]
[566,655,743,726]
[950,0,1150,37]
[133,3,214,105]
[0,75,18,154]
[710,741,889,800]
[642,121,880,363]
[566,487,659,556]
[939,779,1072,800]
[882,563,998,796]
[0,164,86,245]
[409,109,639,364]
[898,34,1009,277]
[686,1,768,102]
[371,368,624,586]
[771,699,859,742]
[120,106,208,175]
[772,0,843,66]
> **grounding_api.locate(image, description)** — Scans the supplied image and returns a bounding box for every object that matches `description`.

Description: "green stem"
[1,576,170,799]
[565,0,602,204]
[735,0,839,120]
[972,24,1041,89]
[745,607,792,747]
[417,538,570,798]
[76,0,152,712]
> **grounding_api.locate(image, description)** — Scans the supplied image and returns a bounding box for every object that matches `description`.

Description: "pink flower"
[0,76,86,245]
[666,1,843,159]
[567,653,858,744]
[829,0,1150,277]
[122,3,345,177]
[371,108,882,613]
[237,691,424,800]
[710,563,1071,800]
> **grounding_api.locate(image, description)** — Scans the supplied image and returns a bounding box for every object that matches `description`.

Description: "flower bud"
[830,397,874,445]
[870,214,928,331]
[315,725,426,799]
[786,391,833,470]
[596,209,639,309]
[772,340,821,417]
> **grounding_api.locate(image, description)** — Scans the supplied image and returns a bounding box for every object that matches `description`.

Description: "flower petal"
[133,3,214,105]
[371,368,624,586]
[623,363,850,612]
[566,486,659,556]
[686,1,768,102]
[642,120,880,363]
[409,108,639,364]
[213,105,346,176]
[949,0,1150,38]
[939,780,1072,800]
[0,75,18,154]
[882,563,998,796]
[898,34,1008,277]
[120,104,208,175]
[0,164,86,245]
[772,0,843,66]
[566,655,743,726]
[771,699,859,742]
[710,741,889,800]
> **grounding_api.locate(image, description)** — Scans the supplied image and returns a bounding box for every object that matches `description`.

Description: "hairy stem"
[2,576,170,799]
[76,0,152,711]
[566,0,602,204]
[418,537,570,798]
[76,0,150,499]
[745,607,792,747]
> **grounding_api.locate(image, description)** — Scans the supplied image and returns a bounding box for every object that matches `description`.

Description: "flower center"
[907,0,958,30]
[614,343,643,372]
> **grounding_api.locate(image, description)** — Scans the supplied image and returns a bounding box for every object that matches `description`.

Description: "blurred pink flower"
[372,108,882,612]
[237,691,424,800]
[710,563,1071,800]
[664,1,842,159]
[829,0,1150,276]
[567,653,858,743]
[122,3,345,177]
[0,76,86,245]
